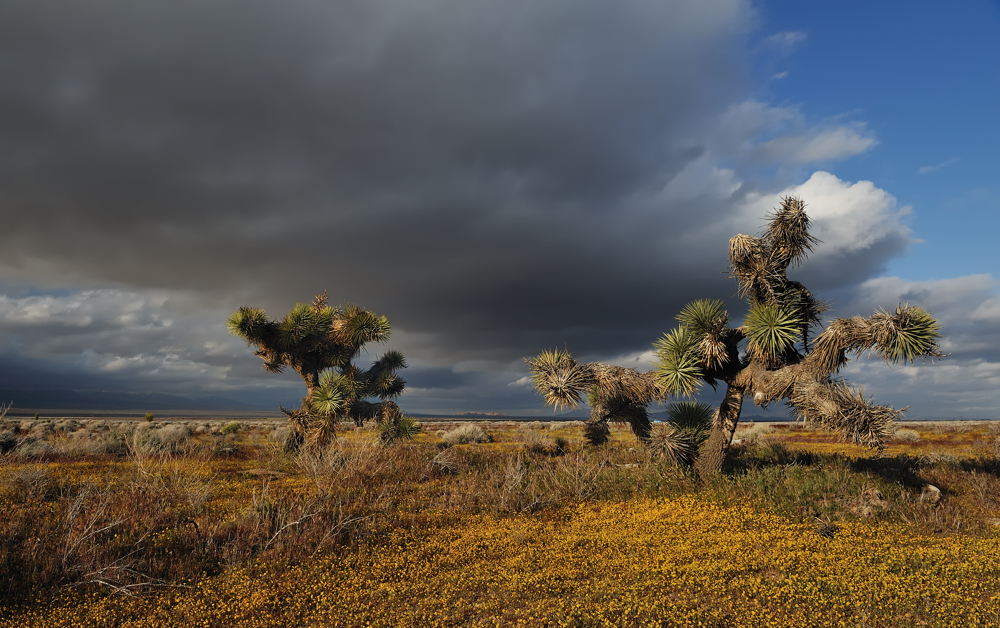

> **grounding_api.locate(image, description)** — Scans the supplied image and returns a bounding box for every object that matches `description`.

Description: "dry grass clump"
[441,423,492,446]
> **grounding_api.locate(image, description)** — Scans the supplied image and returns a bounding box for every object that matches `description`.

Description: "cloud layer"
[0,0,993,416]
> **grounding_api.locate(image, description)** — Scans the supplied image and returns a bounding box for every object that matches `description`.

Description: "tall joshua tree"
[227,292,406,451]
[528,197,943,476]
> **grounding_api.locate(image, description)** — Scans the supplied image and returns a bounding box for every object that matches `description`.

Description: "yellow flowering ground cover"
[6,496,999,628]
[3,419,1000,627]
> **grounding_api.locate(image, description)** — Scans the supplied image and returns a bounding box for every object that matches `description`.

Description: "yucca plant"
[228,292,407,452]
[648,401,714,467]
[528,197,944,475]
[377,414,420,445]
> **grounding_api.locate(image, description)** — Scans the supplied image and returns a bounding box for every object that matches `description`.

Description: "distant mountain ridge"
[0,388,271,412]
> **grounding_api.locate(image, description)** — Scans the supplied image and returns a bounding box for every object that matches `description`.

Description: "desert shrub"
[738,422,774,445]
[0,430,17,454]
[519,421,544,430]
[442,424,491,446]
[268,425,293,446]
[128,423,192,456]
[88,427,130,456]
[28,422,53,439]
[431,447,461,474]
[892,427,921,442]
[14,438,54,458]
[2,464,57,502]
[522,432,568,456]
[478,453,546,512]
[523,430,551,455]
[144,413,155,422]
[220,421,241,434]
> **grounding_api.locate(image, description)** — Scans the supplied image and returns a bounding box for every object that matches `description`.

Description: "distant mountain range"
[0,388,810,422]
[0,388,274,413]
[410,409,795,422]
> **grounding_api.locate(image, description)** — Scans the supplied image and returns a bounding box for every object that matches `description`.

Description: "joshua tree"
[228,292,407,451]
[526,350,666,445]
[528,197,943,476]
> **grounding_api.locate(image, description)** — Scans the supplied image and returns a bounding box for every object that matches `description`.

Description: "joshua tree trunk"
[694,383,745,477]
[298,369,320,411]
[278,368,320,452]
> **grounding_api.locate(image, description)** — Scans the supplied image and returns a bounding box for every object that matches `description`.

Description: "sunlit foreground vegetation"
[2,418,999,627]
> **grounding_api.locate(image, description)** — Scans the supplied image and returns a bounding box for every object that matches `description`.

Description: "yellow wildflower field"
[2,419,999,627]
[7,496,1000,627]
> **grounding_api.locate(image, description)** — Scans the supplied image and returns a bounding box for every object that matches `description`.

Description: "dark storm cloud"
[0,0,950,414]
[0,0,759,362]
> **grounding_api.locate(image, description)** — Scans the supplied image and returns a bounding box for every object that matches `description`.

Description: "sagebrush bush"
[442,423,492,446]
[892,427,921,442]
[738,422,774,445]
[0,430,16,454]
[221,421,241,434]
[522,430,551,455]
[128,423,193,456]
[268,425,293,446]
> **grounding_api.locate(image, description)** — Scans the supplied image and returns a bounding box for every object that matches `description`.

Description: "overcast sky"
[0,0,997,418]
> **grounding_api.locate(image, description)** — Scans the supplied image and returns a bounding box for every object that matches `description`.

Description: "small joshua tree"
[528,197,943,476]
[525,350,665,445]
[228,292,407,452]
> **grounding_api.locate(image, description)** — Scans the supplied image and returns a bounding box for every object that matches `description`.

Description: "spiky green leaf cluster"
[649,402,712,466]
[676,299,732,371]
[676,299,728,335]
[653,327,703,397]
[525,349,593,410]
[666,400,714,433]
[335,305,391,348]
[763,196,819,268]
[378,414,419,443]
[311,386,344,416]
[744,303,802,364]
[873,305,944,365]
[227,306,269,340]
